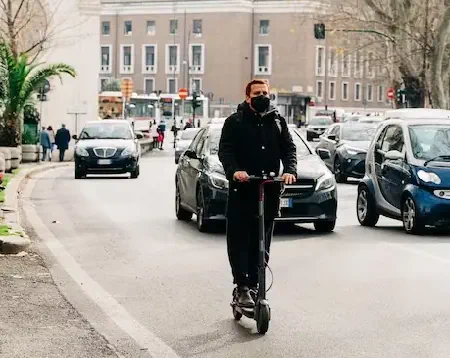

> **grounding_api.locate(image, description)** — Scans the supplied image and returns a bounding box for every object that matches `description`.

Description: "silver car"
[175,128,201,164]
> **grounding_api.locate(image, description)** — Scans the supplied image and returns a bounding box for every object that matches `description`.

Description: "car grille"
[281,179,316,198]
[93,147,117,158]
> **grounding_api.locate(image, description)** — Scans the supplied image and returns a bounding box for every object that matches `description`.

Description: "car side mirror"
[184,149,197,159]
[385,150,404,161]
[328,134,337,141]
[72,134,77,140]
[135,132,143,140]
[317,148,331,160]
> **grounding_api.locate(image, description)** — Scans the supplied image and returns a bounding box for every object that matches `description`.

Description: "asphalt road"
[26,147,450,358]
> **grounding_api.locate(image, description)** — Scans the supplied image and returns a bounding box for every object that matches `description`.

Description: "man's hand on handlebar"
[233,171,250,182]
[281,173,296,185]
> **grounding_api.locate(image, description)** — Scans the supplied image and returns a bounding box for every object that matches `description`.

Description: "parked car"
[315,123,377,182]
[175,128,201,164]
[175,124,337,232]
[306,116,334,141]
[357,116,450,234]
[73,120,142,179]
[358,116,383,125]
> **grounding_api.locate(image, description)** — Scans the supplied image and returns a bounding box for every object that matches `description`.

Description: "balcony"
[167,64,179,74]
[256,66,270,74]
[143,64,156,74]
[189,65,203,74]
[100,64,111,74]
[121,65,133,74]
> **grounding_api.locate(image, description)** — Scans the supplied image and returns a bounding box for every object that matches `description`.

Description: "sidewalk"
[0,163,119,358]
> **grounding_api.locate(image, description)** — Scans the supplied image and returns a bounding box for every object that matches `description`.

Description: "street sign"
[387,88,395,99]
[121,79,133,100]
[178,88,188,100]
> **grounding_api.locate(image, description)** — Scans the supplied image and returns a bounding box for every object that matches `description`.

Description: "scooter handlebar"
[247,175,284,182]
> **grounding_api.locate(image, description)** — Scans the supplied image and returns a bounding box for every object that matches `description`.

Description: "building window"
[167,78,177,94]
[120,45,134,74]
[166,44,180,74]
[147,21,156,35]
[329,81,336,100]
[316,46,325,76]
[367,83,373,101]
[100,78,108,92]
[193,19,202,35]
[367,52,375,78]
[102,21,110,36]
[144,78,155,94]
[328,48,337,77]
[355,83,361,101]
[377,85,384,102]
[124,20,132,35]
[255,45,272,75]
[189,44,205,74]
[342,50,350,77]
[342,82,349,101]
[355,51,362,78]
[191,78,202,93]
[170,19,178,34]
[142,45,157,74]
[259,20,270,35]
[316,80,324,99]
[100,45,112,74]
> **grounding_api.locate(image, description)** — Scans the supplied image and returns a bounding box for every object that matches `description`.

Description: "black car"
[315,123,377,182]
[73,120,142,179]
[306,116,334,141]
[175,124,337,232]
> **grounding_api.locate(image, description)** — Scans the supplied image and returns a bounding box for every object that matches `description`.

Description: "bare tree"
[316,0,450,108]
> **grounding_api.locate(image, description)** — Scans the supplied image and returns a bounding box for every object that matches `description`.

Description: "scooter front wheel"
[256,303,270,334]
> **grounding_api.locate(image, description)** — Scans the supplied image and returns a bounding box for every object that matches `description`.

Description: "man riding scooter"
[218,79,297,308]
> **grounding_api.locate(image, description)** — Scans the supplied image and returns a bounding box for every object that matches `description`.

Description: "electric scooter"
[231,173,283,334]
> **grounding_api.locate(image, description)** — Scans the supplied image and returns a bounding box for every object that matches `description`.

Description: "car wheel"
[130,165,140,179]
[402,195,424,235]
[75,169,85,179]
[357,186,379,227]
[175,183,192,221]
[314,220,336,233]
[196,189,211,232]
[334,157,347,183]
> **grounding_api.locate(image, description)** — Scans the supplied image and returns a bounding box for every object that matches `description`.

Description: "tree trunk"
[0,112,22,147]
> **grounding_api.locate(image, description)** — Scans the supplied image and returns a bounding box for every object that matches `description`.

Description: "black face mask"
[251,95,270,113]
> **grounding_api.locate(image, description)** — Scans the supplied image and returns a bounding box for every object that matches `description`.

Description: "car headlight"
[121,146,137,157]
[316,171,336,191]
[208,173,229,190]
[75,146,89,157]
[345,147,365,156]
[417,170,441,185]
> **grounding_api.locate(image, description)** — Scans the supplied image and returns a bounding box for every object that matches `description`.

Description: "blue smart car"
[357,109,450,234]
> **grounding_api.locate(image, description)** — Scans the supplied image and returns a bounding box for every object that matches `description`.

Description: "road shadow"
[274,223,334,241]
[83,175,130,180]
[177,318,263,357]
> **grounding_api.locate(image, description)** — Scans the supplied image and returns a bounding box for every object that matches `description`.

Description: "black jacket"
[218,102,297,219]
[55,128,71,150]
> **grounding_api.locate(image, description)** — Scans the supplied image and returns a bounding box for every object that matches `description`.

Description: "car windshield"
[310,117,333,126]
[79,123,133,140]
[208,128,310,157]
[409,125,450,160]
[181,130,199,140]
[342,126,376,141]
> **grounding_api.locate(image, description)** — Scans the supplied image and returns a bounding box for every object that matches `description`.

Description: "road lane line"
[21,169,181,358]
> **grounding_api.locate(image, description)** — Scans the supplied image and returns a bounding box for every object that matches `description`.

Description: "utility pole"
[324,35,328,110]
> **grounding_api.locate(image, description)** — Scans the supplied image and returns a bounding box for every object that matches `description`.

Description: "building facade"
[99,0,392,119]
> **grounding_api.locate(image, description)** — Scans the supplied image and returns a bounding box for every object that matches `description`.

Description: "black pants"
[59,149,66,162]
[226,217,274,288]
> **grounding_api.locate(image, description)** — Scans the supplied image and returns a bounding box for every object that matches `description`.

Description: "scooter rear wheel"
[256,304,270,334]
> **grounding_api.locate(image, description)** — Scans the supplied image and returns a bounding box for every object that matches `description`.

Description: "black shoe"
[237,286,255,308]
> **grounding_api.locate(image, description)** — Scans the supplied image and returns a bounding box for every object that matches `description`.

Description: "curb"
[0,162,71,254]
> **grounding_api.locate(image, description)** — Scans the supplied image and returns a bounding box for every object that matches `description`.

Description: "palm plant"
[0,43,76,147]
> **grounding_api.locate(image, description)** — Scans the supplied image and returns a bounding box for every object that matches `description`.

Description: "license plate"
[98,159,112,165]
[280,198,292,208]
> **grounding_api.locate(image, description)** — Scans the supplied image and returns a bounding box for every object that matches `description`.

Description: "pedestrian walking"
[150,121,159,149]
[55,124,71,162]
[158,120,166,150]
[47,126,55,160]
[39,126,52,161]
[218,79,297,307]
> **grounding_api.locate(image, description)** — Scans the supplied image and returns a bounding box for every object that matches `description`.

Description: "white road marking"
[21,169,181,358]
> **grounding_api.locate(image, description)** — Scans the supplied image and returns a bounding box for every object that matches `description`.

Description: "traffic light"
[192,92,201,110]
[314,23,326,40]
